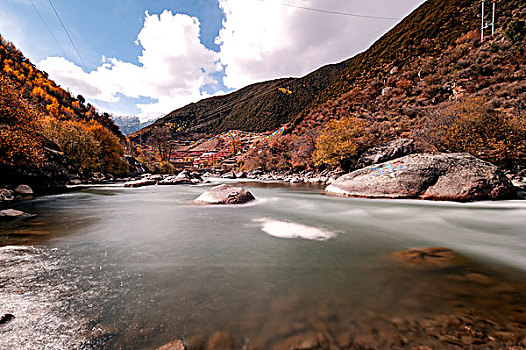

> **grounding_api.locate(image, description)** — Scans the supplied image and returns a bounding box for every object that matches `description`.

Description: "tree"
[312,116,371,170]
[150,126,173,161]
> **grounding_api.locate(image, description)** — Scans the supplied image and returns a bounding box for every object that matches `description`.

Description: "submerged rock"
[194,184,255,205]
[356,138,414,169]
[392,247,463,270]
[207,332,233,350]
[157,339,185,350]
[326,153,515,201]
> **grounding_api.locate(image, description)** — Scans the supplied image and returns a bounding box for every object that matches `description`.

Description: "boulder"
[0,209,28,219]
[194,184,255,205]
[235,171,246,179]
[160,170,202,185]
[220,171,236,179]
[356,139,414,169]
[14,184,33,195]
[124,179,157,188]
[326,153,515,201]
[0,188,14,202]
[157,339,185,350]
[0,313,15,325]
[391,247,463,270]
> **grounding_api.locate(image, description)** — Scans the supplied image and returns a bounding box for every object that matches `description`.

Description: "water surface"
[1,180,525,349]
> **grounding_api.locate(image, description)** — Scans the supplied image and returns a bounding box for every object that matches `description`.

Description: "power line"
[46,0,89,72]
[46,0,114,112]
[29,0,68,58]
[253,0,400,21]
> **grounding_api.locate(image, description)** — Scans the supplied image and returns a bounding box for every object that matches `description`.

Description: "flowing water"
[1,179,526,349]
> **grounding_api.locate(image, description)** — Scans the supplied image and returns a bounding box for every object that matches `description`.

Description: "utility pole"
[481,0,496,42]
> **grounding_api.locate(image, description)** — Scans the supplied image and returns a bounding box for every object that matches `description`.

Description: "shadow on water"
[0,182,525,349]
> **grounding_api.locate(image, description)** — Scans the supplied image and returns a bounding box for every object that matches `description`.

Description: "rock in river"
[326,153,515,201]
[194,184,255,205]
[14,184,33,195]
[0,209,28,219]
[156,339,185,350]
[124,179,157,188]
[391,247,463,270]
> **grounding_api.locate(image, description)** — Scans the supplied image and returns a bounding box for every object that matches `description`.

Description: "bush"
[158,161,175,174]
[417,97,526,167]
[505,18,526,45]
[312,116,371,170]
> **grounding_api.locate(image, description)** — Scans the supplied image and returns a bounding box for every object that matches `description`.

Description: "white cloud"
[216,0,424,89]
[38,10,221,121]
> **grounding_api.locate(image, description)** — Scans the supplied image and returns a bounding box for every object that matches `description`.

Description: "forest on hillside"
[0,35,128,190]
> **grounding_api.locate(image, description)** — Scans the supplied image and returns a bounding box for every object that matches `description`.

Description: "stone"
[0,314,14,325]
[235,171,247,179]
[157,339,185,350]
[392,247,463,270]
[124,179,157,187]
[14,184,33,195]
[356,139,414,169]
[194,184,255,205]
[326,153,515,201]
[0,188,14,202]
[207,332,233,350]
[0,209,28,219]
[220,172,237,179]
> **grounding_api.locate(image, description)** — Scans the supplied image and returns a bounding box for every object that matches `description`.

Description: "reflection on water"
[1,181,526,349]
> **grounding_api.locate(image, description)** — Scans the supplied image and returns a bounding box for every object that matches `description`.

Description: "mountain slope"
[132,54,350,141]
[0,35,128,192]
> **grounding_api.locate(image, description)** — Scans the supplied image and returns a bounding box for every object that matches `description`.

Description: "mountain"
[131,59,350,142]
[111,115,154,135]
[135,0,525,170]
[0,35,128,192]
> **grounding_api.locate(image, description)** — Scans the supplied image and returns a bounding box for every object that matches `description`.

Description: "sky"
[0,0,425,122]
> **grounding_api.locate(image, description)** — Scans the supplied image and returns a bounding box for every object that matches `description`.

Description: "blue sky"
[0,0,424,121]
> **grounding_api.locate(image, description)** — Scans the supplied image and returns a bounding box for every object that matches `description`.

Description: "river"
[1,179,526,349]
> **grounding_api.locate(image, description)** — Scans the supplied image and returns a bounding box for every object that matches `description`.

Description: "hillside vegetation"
[132,59,350,142]
[135,0,525,173]
[242,0,526,172]
[0,35,128,192]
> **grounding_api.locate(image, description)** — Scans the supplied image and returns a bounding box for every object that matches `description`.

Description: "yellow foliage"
[443,97,526,164]
[313,116,371,169]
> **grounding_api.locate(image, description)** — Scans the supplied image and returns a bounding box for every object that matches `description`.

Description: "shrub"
[505,18,526,45]
[312,116,371,170]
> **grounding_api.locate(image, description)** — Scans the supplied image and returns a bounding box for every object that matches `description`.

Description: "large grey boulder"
[326,153,515,201]
[194,184,255,204]
[356,138,414,169]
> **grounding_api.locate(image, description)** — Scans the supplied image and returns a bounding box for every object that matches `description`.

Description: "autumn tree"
[312,116,371,170]
[150,126,173,161]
